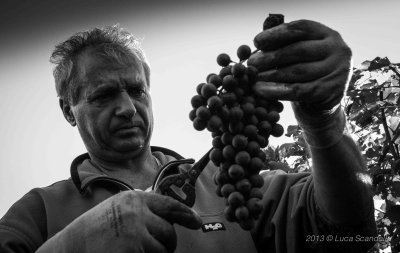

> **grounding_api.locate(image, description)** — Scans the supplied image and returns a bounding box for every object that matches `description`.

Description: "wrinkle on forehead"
[75,49,146,98]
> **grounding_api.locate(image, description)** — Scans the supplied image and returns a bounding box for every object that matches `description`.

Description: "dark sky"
[0,0,243,50]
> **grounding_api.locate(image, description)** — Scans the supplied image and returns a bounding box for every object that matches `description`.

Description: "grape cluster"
[189,44,284,230]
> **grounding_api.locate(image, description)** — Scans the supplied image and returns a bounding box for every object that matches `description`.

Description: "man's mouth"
[112,121,144,135]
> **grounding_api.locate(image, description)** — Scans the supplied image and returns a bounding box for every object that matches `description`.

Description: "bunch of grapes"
[189,43,284,230]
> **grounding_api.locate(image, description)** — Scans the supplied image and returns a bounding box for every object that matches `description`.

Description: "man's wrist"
[291,102,346,149]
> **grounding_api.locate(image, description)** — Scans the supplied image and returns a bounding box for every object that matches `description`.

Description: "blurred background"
[0,0,399,217]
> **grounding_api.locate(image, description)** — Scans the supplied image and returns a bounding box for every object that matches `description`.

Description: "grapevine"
[189,14,285,230]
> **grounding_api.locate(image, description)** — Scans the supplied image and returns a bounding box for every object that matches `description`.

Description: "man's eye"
[89,91,116,102]
[128,88,146,98]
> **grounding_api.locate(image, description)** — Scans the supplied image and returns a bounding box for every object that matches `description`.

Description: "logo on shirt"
[202,222,226,232]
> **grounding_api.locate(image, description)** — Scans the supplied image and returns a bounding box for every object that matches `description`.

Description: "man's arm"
[293,103,374,225]
[248,19,376,249]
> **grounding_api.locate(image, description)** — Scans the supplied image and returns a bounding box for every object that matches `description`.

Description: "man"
[0,20,376,252]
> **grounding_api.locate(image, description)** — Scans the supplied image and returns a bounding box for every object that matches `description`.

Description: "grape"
[212,136,223,149]
[222,75,238,91]
[211,130,222,138]
[248,174,264,188]
[228,191,245,207]
[238,74,249,87]
[235,151,251,166]
[232,134,248,150]
[221,132,233,145]
[266,111,280,124]
[228,164,245,181]
[221,92,237,106]
[246,198,263,217]
[249,157,265,174]
[189,109,197,121]
[210,148,223,165]
[221,183,235,197]
[242,96,256,104]
[237,45,252,61]
[258,121,272,136]
[255,107,268,120]
[208,96,223,111]
[228,121,244,134]
[235,178,252,194]
[193,118,207,131]
[218,106,230,121]
[207,115,223,132]
[268,101,284,113]
[235,206,249,220]
[242,102,255,115]
[233,87,245,101]
[224,206,237,222]
[208,74,222,87]
[196,106,211,120]
[246,66,258,83]
[243,125,258,139]
[230,107,244,121]
[215,170,230,185]
[219,65,232,78]
[222,145,236,161]
[189,15,285,230]
[216,184,223,197]
[201,83,217,98]
[256,135,268,148]
[217,53,231,67]
[232,63,246,77]
[249,188,263,199]
[239,218,254,230]
[256,98,269,108]
[191,95,205,108]
[271,123,284,137]
[247,141,260,156]
[196,83,205,95]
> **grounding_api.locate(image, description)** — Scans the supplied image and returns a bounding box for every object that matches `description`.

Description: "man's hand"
[37,191,202,253]
[248,19,352,110]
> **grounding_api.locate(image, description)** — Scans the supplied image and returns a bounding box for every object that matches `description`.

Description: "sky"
[0,0,399,217]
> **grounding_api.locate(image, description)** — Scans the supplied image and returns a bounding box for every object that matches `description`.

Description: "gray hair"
[50,24,150,105]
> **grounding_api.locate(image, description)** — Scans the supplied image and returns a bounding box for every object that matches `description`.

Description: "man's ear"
[59,99,76,126]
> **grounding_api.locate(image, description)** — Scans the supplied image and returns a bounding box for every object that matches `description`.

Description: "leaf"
[390,181,400,198]
[264,145,276,160]
[267,161,290,172]
[368,57,391,71]
[285,125,300,137]
[385,204,400,222]
[360,60,371,71]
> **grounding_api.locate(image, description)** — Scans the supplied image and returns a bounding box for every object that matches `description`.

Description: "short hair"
[50,24,150,105]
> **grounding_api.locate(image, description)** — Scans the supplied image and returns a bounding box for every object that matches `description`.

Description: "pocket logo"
[202,222,226,232]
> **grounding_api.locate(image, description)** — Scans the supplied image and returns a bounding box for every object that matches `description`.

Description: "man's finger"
[252,81,298,101]
[254,20,328,51]
[257,60,335,84]
[248,40,330,71]
[142,229,170,253]
[146,193,202,229]
[146,215,177,253]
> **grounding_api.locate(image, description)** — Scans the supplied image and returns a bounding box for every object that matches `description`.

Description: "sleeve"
[251,170,377,253]
[0,189,47,253]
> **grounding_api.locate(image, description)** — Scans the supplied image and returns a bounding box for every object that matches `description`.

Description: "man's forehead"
[76,51,146,87]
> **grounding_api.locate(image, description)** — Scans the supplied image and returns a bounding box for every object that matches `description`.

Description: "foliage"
[265,57,400,252]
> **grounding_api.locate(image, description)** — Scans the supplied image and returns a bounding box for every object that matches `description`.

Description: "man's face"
[70,51,153,161]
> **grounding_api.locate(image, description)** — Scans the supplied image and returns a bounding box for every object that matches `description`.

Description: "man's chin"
[112,140,148,154]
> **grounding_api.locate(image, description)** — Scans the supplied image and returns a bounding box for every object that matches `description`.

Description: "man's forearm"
[310,135,374,224]
[292,102,374,225]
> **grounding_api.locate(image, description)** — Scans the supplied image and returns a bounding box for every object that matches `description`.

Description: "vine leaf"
[368,57,391,71]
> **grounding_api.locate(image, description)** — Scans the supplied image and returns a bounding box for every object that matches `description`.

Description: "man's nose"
[115,91,137,119]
